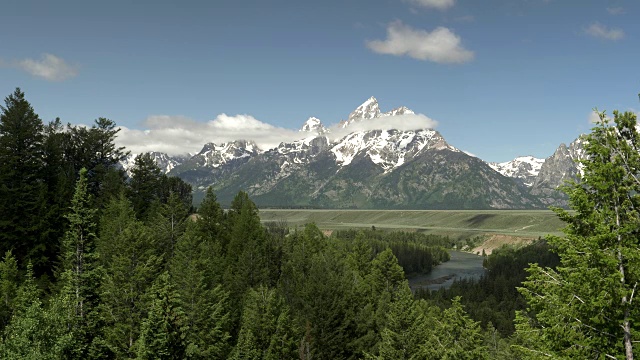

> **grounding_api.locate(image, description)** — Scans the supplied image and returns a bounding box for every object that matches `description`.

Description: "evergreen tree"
[231,286,298,360]
[0,88,47,275]
[224,192,270,302]
[98,194,161,358]
[41,118,74,279]
[170,223,231,359]
[127,153,163,220]
[149,191,189,266]
[136,272,188,360]
[66,118,128,209]
[0,263,74,359]
[194,187,228,285]
[367,287,429,360]
[57,167,104,359]
[515,110,640,359]
[425,297,488,359]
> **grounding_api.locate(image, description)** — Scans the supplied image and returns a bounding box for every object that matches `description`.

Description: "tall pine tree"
[0,88,47,275]
[57,167,103,359]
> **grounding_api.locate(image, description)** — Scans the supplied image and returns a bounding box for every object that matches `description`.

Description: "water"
[408,251,486,291]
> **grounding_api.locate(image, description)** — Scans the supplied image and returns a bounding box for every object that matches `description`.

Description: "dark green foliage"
[97,195,161,358]
[159,175,193,213]
[170,223,231,359]
[0,264,74,359]
[193,187,228,285]
[516,110,640,359]
[65,118,128,209]
[224,192,271,303]
[231,286,298,360]
[148,191,189,267]
[136,272,188,360]
[128,153,163,220]
[57,168,104,359]
[0,88,48,275]
[334,229,451,275]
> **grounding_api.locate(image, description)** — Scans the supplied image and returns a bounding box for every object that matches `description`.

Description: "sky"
[1,0,638,162]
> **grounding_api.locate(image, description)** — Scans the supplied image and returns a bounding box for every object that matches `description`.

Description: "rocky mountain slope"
[120,97,586,208]
[529,138,585,206]
[489,156,545,187]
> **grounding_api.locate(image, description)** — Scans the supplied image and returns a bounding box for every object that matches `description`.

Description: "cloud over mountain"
[116,114,302,155]
[116,110,439,156]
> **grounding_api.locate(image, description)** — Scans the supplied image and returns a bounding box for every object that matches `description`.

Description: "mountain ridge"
[120,97,581,208]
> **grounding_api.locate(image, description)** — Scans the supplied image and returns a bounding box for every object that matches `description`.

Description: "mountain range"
[121,97,584,209]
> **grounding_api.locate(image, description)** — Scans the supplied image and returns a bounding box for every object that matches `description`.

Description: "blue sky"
[1,0,638,162]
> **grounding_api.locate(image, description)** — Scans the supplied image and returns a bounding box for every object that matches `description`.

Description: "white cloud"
[327,113,438,141]
[16,53,78,81]
[406,0,454,10]
[584,22,624,41]
[115,114,303,156]
[606,7,624,15]
[115,111,440,156]
[366,21,474,64]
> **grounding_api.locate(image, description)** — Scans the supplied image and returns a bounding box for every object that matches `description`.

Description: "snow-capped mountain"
[342,96,381,127]
[381,106,415,117]
[331,129,455,172]
[157,96,543,208]
[121,96,596,209]
[489,156,545,187]
[300,117,328,134]
[191,140,260,168]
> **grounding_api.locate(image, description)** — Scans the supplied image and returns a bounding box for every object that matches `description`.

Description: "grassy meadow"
[258,209,566,242]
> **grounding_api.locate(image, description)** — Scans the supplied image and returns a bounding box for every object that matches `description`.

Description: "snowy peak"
[343,96,381,127]
[341,97,419,129]
[330,129,457,172]
[382,106,415,117]
[196,140,260,168]
[300,116,327,134]
[489,155,545,187]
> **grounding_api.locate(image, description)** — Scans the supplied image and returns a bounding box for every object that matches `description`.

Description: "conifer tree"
[231,286,298,360]
[149,191,189,266]
[128,152,163,220]
[57,167,103,358]
[0,263,74,359]
[224,192,270,302]
[194,187,228,285]
[170,223,231,359]
[136,272,188,360]
[66,118,128,208]
[0,88,47,274]
[367,286,429,360]
[515,110,640,359]
[98,194,161,358]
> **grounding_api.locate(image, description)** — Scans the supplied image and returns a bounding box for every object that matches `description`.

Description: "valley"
[258,208,566,240]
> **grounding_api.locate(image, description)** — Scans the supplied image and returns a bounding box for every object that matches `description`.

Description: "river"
[408,251,486,292]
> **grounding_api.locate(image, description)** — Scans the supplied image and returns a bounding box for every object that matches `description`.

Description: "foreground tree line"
[0,87,638,359]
